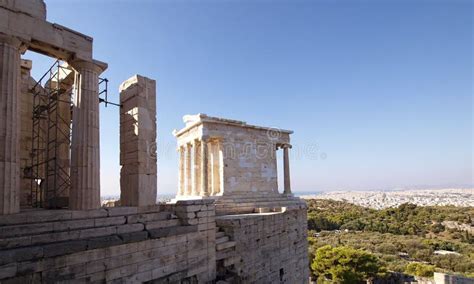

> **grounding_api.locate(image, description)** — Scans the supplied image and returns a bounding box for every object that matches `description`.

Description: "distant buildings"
[301,188,474,209]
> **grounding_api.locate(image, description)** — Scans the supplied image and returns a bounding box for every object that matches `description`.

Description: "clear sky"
[25,0,472,195]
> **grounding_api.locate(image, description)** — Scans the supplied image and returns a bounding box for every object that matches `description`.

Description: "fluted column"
[178,146,185,196]
[192,139,200,196]
[283,144,292,195]
[185,143,192,195]
[0,35,22,215]
[200,138,209,196]
[69,59,107,210]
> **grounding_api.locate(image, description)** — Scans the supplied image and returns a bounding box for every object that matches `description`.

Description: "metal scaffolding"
[28,60,73,208]
[26,60,113,208]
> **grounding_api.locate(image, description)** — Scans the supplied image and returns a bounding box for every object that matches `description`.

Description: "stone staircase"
[215,227,240,283]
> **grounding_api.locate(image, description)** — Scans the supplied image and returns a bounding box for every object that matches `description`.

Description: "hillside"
[306,199,474,282]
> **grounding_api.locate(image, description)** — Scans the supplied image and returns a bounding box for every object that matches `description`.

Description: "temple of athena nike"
[0,1,309,283]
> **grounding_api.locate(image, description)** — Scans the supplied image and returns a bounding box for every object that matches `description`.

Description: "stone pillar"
[185,143,192,195]
[0,35,22,214]
[119,75,157,207]
[44,64,74,208]
[283,144,292,195]
[19,60,33,207]
[201,138,209,196]
[210,139,221,195]
[69,59,107,210]
[178,146,185,196]
[192,139,200,196]
[218,140,224,194]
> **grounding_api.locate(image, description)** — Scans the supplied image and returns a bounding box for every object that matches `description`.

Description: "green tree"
[405,262,435,277]
[311,245,385,283]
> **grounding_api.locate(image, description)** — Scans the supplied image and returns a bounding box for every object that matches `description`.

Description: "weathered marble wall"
[216,204,309,283]
[0,200,216,283]
[205,123,286,196]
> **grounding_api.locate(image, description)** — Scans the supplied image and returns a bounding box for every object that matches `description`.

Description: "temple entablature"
[1,0,95,61]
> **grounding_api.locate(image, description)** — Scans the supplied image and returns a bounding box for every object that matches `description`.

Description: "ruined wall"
[0,200,216,283]
[0,196,308,283]
[120,75,157,207]
[216,204,309,283]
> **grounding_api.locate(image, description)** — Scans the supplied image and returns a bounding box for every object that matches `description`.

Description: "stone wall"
[0,198,310,283]
[216,204,309,283]
[0,200,216,283]
[434,272,474,284]
[0,198,309,283]
[206,123,283,196]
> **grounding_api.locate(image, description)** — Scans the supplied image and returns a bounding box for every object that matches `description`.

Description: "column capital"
[69,58,108,74]
[0,33,25,50]
[209,136,224,143]
[277,143,292,149]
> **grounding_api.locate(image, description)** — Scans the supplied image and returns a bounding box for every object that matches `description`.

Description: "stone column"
[200,138,209,196]
[44,64,74,208]
[119,75,157,206]
[0,35,22,215]
[19,60,33,207]
[192,139,200,196]
[69,59,107,210]
[283,144,292,195]
[218,140,224,194]
[178,146,185,196]
[210,139,221,195]
[185,143,192,196]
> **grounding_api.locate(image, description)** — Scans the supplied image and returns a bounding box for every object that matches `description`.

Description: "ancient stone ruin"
[0,1,309,283]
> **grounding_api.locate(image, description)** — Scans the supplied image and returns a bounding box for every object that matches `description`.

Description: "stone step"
[0,216,125,239]
[0,224,198,266]
[216,236,229,245]
[0,208,107,226]
[0,205,166,227]
[0,222,148,249]
[216,241,236,251]
[0,206,184,252]
[216,231,226,238]
[0,210,175,239]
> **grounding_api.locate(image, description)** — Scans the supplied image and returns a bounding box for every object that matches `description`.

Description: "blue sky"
[25,0,472,195]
